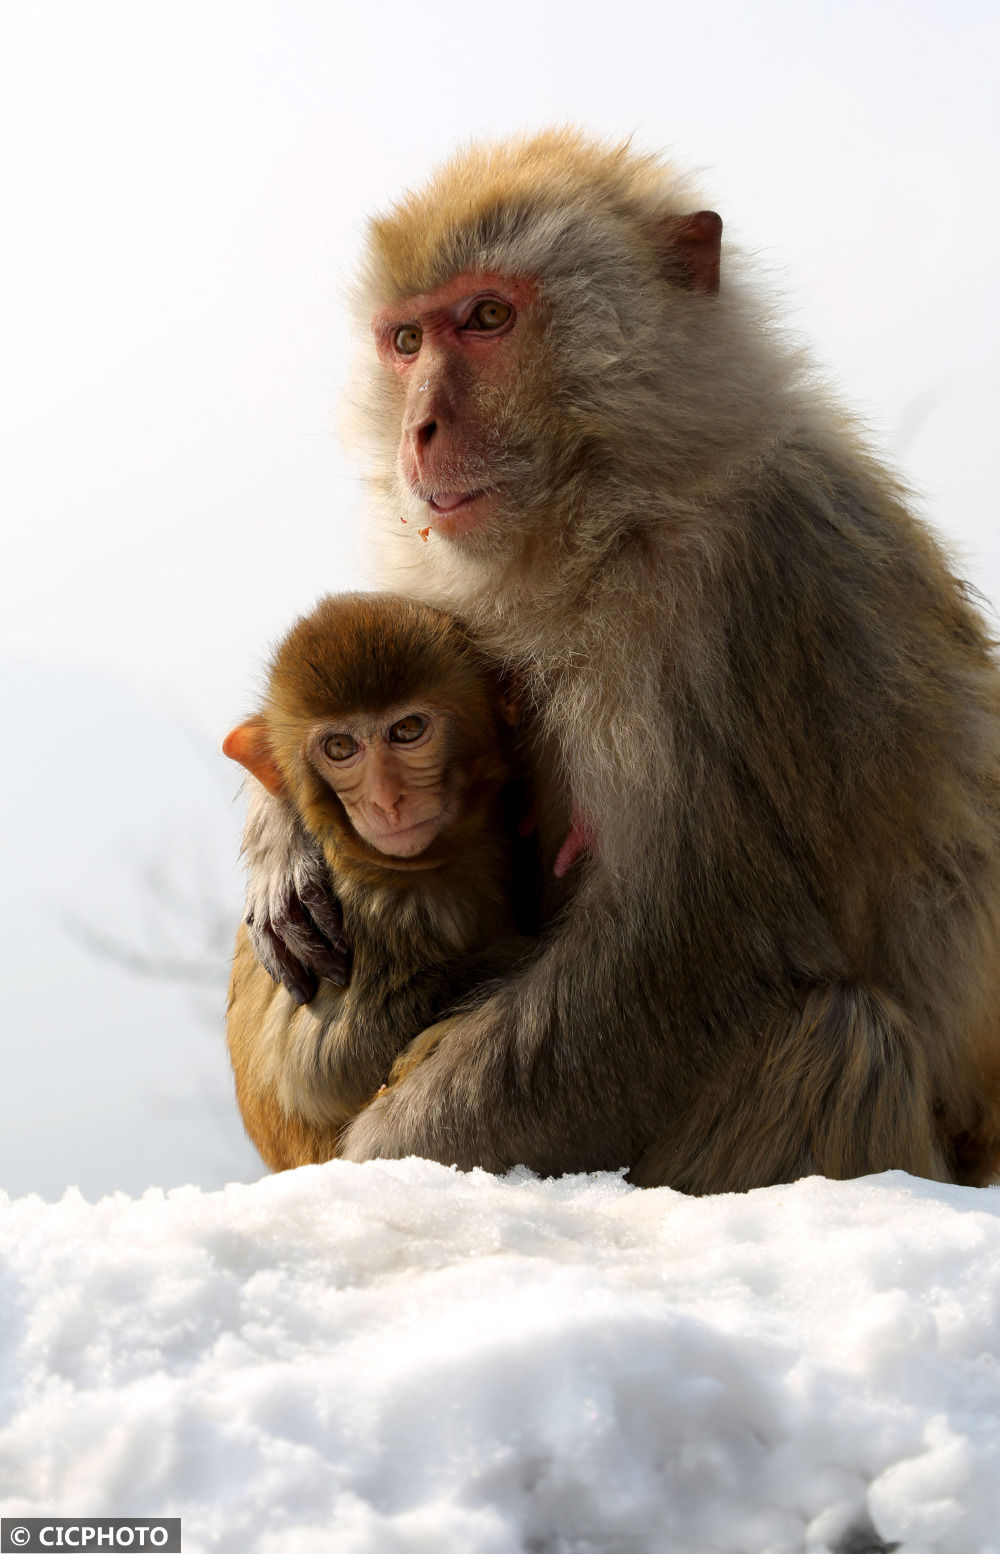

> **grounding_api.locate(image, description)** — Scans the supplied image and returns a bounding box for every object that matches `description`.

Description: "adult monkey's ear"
[655,211,723,294]
[223,716,289,798]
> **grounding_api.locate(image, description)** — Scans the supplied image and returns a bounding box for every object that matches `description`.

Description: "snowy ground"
[1,1163,999,1554]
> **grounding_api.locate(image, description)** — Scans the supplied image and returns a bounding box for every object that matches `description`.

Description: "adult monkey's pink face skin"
[367,191,722,563]
[372,270,540,543]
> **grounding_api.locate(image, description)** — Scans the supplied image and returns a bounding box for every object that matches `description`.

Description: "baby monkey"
[223,592,534,1170]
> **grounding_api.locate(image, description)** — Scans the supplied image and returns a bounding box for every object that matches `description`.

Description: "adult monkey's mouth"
[427,489,488,514]
[421,488,496,538]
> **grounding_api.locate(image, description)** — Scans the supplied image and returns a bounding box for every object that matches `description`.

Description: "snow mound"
[2,1163,999,1554]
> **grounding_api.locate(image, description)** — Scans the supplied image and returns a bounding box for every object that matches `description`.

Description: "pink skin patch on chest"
[553,810,598,879]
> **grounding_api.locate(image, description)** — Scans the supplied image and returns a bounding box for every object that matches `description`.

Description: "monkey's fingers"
[266,889,351,1000]
[297,878,353,984]
[264,928,319,1007]
[296,878,348,950]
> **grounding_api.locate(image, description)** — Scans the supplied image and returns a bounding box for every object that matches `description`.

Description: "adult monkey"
[242,130,1000,1190]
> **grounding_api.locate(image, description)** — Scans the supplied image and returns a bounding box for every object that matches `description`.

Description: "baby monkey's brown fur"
[225,593,532,1170]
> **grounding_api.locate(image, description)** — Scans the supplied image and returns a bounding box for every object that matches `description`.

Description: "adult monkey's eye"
[389,714,428,744]
[323,732,359,761]
[467,299,512,331]
[394,324,422,356]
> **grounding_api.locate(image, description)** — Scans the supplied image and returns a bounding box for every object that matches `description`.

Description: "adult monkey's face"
[359,131,723,570]
[372,270,541,544]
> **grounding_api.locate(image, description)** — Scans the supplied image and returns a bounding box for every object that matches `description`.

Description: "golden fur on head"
[361,128,701,305]
[265,591,494,751]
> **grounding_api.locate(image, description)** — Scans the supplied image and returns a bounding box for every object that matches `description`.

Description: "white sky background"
[0,0,998,1199]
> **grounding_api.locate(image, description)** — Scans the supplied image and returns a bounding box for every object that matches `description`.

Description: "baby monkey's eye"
[389,714,428,744]
[394,325,422,356]
[466,300,512,331]
[323,732,359,762]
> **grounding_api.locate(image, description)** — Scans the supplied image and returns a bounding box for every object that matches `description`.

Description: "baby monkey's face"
[307,705,456,857]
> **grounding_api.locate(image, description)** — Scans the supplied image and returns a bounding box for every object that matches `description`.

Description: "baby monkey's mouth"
[364,813,447,858]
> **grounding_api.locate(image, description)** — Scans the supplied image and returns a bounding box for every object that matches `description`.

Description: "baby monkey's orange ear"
[222,716,288,798]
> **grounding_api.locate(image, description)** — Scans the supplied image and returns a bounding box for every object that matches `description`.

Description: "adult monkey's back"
[242,130,1000,1189]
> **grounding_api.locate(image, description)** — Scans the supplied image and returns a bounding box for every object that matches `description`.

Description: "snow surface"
[2,1164,1000,1553]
